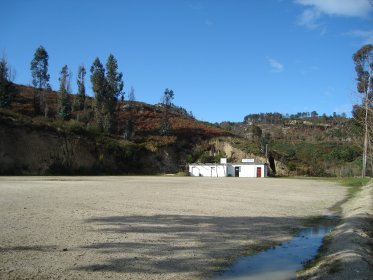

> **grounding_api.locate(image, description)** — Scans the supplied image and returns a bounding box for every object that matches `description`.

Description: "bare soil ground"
[0,177,346,280]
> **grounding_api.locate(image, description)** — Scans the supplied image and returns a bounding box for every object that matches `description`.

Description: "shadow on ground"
[76,214,312,277]
[0,245,57,252]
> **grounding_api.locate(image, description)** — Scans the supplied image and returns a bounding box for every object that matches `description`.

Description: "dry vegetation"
[8,85,230,141]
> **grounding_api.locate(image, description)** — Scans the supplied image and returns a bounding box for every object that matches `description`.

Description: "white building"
[188,158,267,178]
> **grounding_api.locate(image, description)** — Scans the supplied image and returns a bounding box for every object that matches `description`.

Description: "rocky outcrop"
[209,139,288,176]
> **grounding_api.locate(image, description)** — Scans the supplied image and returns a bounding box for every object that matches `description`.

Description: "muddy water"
[212,226,333,280]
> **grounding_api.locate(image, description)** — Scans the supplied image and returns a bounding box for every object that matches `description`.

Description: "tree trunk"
[362,94,369,177]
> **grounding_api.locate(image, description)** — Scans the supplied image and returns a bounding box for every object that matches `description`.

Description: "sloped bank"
[0,118,184,175]
[297,181,373,279]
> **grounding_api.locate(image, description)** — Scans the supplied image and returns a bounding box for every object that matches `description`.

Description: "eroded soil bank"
[298,181,373,280]
[0,177,346,279]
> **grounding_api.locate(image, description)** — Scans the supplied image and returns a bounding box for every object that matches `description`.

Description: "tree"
[31,46,50,89]
[353,44,373,177]
[75,65,86,111]
[311,111,318,118]
[90,54,124,133]
[106,54,124,102]
[160,88,174,135]
[57,65,71,120]
[106,54,124,132]
[90,57,108,132]
[0,55,15,108]
[123,86,136,139]
[162,88,174,107]
[128,86,136,102]
[123,118,134,140]
[30,46,50,116]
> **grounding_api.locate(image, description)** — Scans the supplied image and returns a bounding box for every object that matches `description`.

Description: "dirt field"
[0,177,346,280]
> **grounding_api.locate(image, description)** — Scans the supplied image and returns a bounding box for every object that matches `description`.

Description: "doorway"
[235,166,240,177]
[256,167,262,177]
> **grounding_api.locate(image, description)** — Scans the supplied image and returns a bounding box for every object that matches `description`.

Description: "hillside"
[0,84,364,176]
[219,113,362,176]
[0,84,236,175]
[9,85,228,139]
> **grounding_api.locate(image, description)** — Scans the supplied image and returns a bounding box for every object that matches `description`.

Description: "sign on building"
[242,159,255,163]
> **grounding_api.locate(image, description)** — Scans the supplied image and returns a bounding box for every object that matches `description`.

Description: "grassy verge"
[338,177,371,198]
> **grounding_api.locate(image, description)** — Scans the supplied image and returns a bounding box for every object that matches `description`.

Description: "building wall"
[189,164,227,177]
[228,164,263,177]
[189,163,267,177]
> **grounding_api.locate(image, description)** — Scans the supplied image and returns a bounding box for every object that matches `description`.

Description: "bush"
[288,163,296,171]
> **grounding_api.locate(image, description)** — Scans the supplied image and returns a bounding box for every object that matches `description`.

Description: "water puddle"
[211,226,333,280]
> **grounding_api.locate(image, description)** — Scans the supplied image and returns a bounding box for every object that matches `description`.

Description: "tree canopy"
[30,46,50,89]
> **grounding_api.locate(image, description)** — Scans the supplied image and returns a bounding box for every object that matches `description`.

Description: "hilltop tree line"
[0,46,185,137]
[28,46,127,134]
[243,111,348,125]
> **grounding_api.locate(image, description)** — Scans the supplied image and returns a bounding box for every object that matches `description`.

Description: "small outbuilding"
[188,158,267,178]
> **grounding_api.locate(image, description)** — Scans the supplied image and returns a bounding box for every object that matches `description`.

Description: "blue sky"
[1,0,373,122]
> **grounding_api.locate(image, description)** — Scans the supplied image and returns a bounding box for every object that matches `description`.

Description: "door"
[235,166,240,177]
[256,167,262,177]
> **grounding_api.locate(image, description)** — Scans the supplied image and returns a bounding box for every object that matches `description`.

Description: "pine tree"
[57,65,71,120]
[30,46,50,116]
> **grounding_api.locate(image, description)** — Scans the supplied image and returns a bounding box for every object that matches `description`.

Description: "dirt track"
[0,177,346,279]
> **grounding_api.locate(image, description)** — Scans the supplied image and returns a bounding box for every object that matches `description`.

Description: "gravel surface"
[0,176,346,280]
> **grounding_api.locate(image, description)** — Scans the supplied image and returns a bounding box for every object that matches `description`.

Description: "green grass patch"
[338,177,370,187]
[338,177,371,197]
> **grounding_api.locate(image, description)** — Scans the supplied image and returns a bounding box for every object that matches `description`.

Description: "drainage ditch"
[211,225,334,280]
